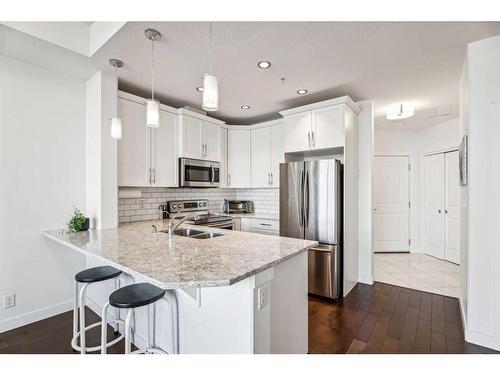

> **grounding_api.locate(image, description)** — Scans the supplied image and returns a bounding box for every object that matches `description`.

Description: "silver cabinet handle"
[271,172,273,185]
[260,223,272,227]
[152,168,156,184]
[308,131,311,148]
[148,168,152,184]
[312,131,315,147]
[204,144,208,156]
[228,173,231,186]
[268,173,271,186]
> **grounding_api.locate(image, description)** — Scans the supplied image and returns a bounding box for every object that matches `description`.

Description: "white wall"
[0,55,86,332]
[374,118,460,253]
[459,35,500,351]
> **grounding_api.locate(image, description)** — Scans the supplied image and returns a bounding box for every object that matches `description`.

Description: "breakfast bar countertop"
[41,221,317,289]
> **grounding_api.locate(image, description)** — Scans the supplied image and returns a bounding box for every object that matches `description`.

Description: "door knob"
[445,209,448,214]
[438,209,442,213]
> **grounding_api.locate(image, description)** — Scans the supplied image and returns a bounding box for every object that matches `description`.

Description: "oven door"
[179,158,221,187]
[203,220,234,230]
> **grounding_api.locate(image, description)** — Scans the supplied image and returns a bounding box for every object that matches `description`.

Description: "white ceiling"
[91,22,500,126]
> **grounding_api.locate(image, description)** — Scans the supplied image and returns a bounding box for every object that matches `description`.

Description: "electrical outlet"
[257,287,268,310]
[3,293,16,309]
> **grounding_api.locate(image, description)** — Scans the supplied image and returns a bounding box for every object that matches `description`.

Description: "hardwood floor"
[0,307,130,354]
[0,282,497,354]
[309,282,498,354]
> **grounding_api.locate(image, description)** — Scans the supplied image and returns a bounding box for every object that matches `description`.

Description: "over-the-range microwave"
[179,158,220,188]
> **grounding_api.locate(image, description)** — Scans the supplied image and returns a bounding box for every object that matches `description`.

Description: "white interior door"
[423,153,445,259]
[444,151,460,264]
[373,156,410,252]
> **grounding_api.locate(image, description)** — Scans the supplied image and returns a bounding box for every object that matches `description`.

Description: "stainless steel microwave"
[179,158,220,187]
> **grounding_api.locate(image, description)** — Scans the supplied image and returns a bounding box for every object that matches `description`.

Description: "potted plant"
[66,207,90,233]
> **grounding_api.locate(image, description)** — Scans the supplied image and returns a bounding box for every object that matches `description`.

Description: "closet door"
[423,153,445,259]
[444,151,460,264]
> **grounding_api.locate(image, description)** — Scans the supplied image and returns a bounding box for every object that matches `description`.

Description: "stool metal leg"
[72,281,79,348]
[124,309,133,354]
[78,283,89,355]
[113,278,120,334]
[101,302,110,355]
[165,290,179,354]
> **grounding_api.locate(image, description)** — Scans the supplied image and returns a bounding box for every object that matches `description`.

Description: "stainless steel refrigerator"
[280,159,343,300]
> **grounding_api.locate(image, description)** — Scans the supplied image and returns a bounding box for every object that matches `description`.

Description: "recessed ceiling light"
[257,61,271,69]
[386,103,415,120]
[241,105,250,110]
[196,87,204,92]
[297,89,308,95]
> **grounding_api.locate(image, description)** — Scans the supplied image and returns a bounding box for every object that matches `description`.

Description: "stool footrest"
[71,319,125,353]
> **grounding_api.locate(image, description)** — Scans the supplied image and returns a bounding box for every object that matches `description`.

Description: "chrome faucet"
[167,213,200,239]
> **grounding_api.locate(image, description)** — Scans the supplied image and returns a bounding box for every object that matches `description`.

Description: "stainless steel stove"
[166,199,234,230]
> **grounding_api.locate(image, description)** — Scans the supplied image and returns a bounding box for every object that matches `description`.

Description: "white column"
[357,100,374,285]
[85,71,118,229]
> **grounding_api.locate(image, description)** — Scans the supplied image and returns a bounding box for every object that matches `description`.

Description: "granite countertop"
[42,221,316,289]
[217,212,280,221]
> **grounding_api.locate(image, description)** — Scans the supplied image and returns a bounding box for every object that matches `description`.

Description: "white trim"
[423,147,459,157]
[458,293,496,349]
[358,274,374,285]
[279,96,360,116]
[0,299,73,333]
[118,90,179,115]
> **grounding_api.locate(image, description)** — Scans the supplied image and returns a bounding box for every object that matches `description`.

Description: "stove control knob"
[199,203,203,207]
[172,204,177,209]
[203,202,207,207]
[178,204,183,208]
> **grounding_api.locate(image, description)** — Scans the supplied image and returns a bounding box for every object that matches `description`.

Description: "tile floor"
[374,252,460,298]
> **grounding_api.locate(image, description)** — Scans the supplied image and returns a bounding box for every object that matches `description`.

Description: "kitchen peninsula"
[42,221,316,354]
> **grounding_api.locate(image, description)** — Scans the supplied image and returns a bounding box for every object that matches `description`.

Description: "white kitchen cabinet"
[118,98,149,186]
[312,106,344,149]
[251,218,279,236]
[251,127,272,188]
[281,98,358,153]
[270,123,284,187]
[251,122,284,188]
[241,218,252,232]
[179,114,222,161]
[283,112,311,153]
[220,127,228,188]
[227,129,251,188]
[118,96,178,187]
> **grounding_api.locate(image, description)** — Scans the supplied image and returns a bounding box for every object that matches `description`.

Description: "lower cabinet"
[234,218,279,236]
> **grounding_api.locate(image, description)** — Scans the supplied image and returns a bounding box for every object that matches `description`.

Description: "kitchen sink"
[172,228,205,237]
[172,228,223,239]
[189,232,224,239]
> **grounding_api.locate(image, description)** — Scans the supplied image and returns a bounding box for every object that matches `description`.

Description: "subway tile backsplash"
[118,187,279,223]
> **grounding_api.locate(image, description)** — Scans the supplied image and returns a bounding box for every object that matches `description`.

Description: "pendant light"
[109,58,124,140]
[145,28,161,127]
[202,23,219,112]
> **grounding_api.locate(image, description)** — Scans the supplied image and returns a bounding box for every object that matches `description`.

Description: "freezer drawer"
[308,244,342,300]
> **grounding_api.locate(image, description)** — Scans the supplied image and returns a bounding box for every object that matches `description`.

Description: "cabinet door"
[240,218,252,232]
[251,127,271,188]
[204,122,221,161]
[219,128,228,188]
[284,111,312,152]
[270,123,284,187]
[227,130,251,188]
[180,115,203,159]
[118,98,149,186]
[153,110,178,187]
[312,105,344,149]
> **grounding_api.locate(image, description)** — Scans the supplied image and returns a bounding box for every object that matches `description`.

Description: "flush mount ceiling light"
[109,59,124,140]
[145,28,161,127]
[196,87,204,92]
[386,103,415,120]
[202,23,219,112]
[297,89,308,95]
[241,105,250,110]
[257,60,271,69]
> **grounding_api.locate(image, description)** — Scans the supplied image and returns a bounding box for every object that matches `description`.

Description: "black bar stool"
[72,266,124,354]
[101,282,167,354]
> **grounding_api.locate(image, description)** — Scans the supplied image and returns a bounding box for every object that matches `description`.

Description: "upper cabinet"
[251,121,284,188]
[118,94,178,187]
[280,97,360,153]
[227,129,251,188]
[178,112,223,162]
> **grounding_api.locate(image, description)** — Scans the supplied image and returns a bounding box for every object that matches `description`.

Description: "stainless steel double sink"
[173,228,224,240]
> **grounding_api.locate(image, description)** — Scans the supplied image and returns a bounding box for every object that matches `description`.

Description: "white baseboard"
[458,293,497,350]
[358,274,374,285]
[0,299,73,334]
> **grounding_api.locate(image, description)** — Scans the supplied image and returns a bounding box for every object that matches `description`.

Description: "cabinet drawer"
[251,219,279,231]
[251,228,279,236]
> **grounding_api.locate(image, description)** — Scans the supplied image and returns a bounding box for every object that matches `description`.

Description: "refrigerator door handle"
[299,169,304,227]
[304,169,310,227]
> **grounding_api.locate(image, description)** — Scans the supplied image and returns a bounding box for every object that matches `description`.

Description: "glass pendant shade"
[110,117,122,140]
[146,100,160,127]
[202,73,219,112]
